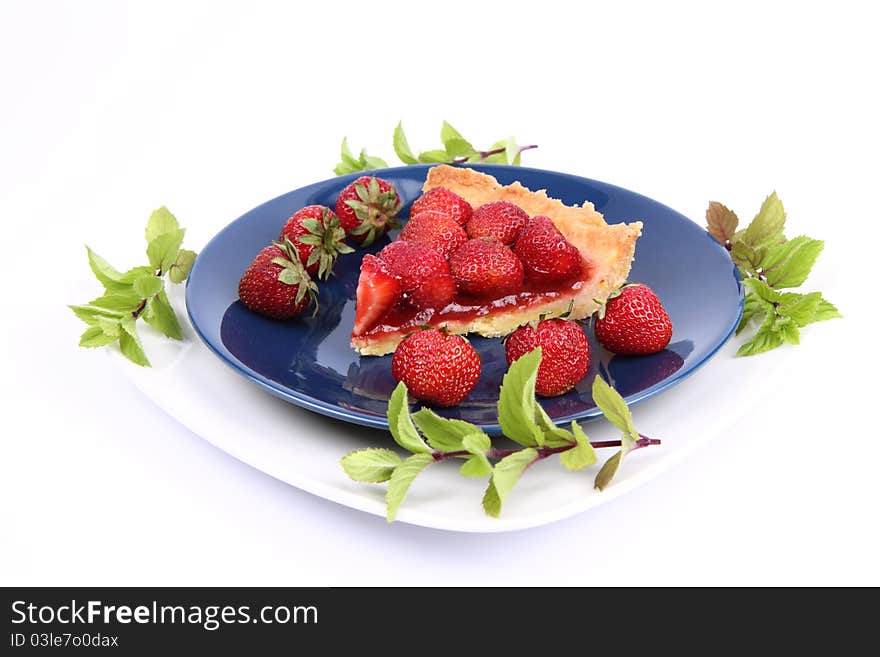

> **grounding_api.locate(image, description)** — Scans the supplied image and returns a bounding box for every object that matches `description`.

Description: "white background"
[2,0,878,585]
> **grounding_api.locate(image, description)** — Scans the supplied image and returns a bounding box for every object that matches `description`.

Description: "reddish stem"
[433,434,660,462]
[452,144,538,165]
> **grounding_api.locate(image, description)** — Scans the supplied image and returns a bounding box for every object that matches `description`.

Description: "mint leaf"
[736,313,785,356]
[594,450,622,491]
[778,291,822,327]
[497,348,544,447]
[340,448,402,483]
[386,453,433,521]
[78,326,117,348]
[444,138,477,158]
[393,121,419,165]
[730,240,765,277]
[417,149,451,164]
[118,317,150,366]
[333,137,363,175]
[145,206,180,242]
[363,154,389,170]
[89,291,142,312]
[811,297,842,323]
[591,375,637,440]
[737,294,768,335]
[764,237,824,289]
[147,228,185,274]
[86,247,127,291]
[534,402,574,447]
[744,277,781,303]
[706,202,739,247]
[440,121,474,152]
[559,421,597,471]
[142,289,183,340]
[169,249,196,284]
[774,315,800,345]
[482,448,538,518]
[459,433,492,478]
[503,136,519,165]
[411,408,481,453]
[460,455,493,478]
[741,192,786,248]
[484,140,509,164]
[133,274,163,298]
[387,382,431,454]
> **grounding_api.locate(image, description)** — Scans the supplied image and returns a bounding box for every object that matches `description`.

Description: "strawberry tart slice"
[350,165,642,356]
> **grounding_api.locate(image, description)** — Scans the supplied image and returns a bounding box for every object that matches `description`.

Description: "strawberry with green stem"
[279,205,353,280]
[238,238,319,320]
[335,176,402,246]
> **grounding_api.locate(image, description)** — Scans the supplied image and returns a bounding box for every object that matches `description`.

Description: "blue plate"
[186,164,743,432]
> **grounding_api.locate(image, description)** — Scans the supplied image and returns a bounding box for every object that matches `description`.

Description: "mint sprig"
[340,348,660,521]
[70,207,196,367]
[333,121,537,176]
[706,195,840,356]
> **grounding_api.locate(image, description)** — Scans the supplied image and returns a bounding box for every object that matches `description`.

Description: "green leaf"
[444,138,476,158]
[497,348,544,447]
[363,154,389,170]
[482,448,538,517]
[460,455,493,478]
[705,202,739,247]
[534,402,574,447]
[503,136,519,165]
[119,266,155,284]
[591,376,637,439]
[85,247,128,291]
[774,315,800,345]
[730,240,765,277]
[594,450,622,491]
[764,237,824,289]
[386,453,433,521]
[78,326,118,348]
[736,315,786,356]
[811,297,842,323]
[387,382,431,454]
[147,228,185,274]
[417,149,451,164]
[461,431,491,455]
[145,206,180,242]
[559,421,597,471]
[484,141,509,164]
[118,317,150,366]
[340,448,402,483]
[411,409,482,453]
[737,294,768,335]
[778,291,822,327]
[169,249,196,284]
[133,274,163,298]
[741,192,786,248]
[393,121,419,165]
[440,121,474,151]
[142,289,183,340]
[89,291,142,312]
[744,278,781,303]
[482,481,502,518]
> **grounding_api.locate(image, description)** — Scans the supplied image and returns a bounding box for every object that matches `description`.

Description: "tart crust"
[351,165,642,355]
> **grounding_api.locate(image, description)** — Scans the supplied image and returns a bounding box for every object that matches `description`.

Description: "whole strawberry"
[410,186,473,227]
[352,254,401,336]
[238,239,318,319]
[399,212,468,259]
[378,240,451,307]
[505,319,590,397]
[594,284,673,355]
[279,205,354,280]
[449,238,524,298]
[391,328,481,407]
[466,201,529,246]
[335,176,402,246]
[514,215,582,285]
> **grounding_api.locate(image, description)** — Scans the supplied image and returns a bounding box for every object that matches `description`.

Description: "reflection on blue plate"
[186,164,743,432]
